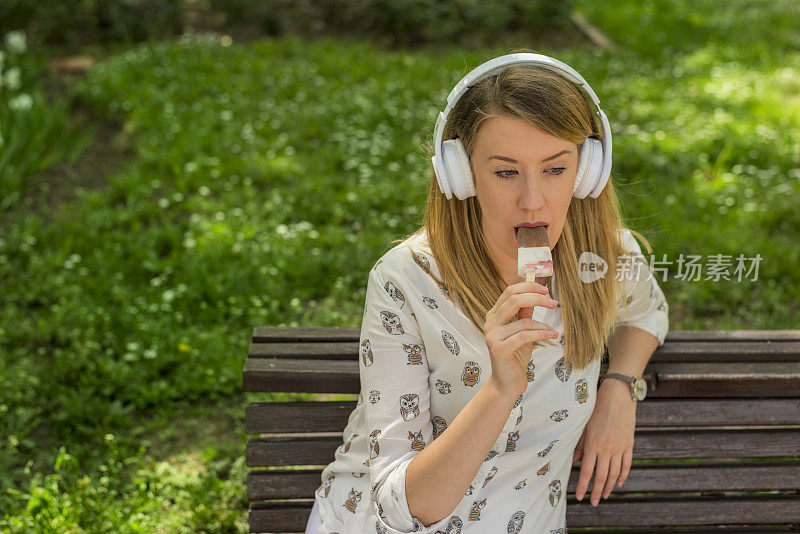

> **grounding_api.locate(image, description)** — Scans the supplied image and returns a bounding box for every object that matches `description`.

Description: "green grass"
[1,0,799,530]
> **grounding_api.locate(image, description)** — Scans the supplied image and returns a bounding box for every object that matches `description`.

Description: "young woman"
[306,49,669,533]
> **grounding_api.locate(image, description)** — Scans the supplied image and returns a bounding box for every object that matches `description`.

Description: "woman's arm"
[405,375,518,527]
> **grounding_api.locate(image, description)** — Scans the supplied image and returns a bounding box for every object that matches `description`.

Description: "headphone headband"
[432,53,612,198]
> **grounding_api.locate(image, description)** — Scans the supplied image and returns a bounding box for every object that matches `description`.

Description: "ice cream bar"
[516,226,553,280]
[516,226,554,331]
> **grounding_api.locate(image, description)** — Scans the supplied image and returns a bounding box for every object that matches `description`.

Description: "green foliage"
[0,30,92,216]
[209,0,573,49]
[0,0,183,48]
[2,434,247,532]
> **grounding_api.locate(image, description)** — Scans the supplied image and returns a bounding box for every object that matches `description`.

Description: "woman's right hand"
[483,280,559,396]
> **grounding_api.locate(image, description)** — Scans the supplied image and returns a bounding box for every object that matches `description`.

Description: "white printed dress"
[313,228,669,533]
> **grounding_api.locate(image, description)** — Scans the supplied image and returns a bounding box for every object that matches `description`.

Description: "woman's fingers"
[490,281,547,315]
[491,318,556,343]
[496,291,558,325]
[501,327,559,356]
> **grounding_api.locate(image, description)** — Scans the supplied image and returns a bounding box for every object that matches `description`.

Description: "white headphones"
[431,53,613,200]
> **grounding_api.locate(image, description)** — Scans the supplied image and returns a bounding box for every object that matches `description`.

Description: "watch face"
[633,378,647,400]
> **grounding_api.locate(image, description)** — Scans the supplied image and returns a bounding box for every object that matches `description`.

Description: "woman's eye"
[494,167,566,179]
[495,170,517,179]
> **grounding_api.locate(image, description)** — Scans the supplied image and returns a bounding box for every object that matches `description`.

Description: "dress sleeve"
[615,230,670,345]
[359,256,432,533]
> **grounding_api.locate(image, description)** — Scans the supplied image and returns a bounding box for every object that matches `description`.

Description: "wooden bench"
[243,327,800,533]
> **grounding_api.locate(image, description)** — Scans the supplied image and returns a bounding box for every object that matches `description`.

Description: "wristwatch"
[600,373,647,401]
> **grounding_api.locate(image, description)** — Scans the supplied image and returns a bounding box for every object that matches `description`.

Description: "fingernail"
[549,298,558,306]
[592,499,598,506]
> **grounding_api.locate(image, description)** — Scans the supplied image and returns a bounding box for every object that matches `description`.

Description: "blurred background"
[1,0,798,530]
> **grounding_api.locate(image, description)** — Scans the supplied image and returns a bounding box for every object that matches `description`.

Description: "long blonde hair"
[392,48,651,371]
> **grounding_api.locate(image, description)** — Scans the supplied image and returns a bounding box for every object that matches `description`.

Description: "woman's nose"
[518,178,546,211]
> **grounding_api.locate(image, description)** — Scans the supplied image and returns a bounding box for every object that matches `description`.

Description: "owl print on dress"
[537,462,550,476]
[482,466,498,488]
[373,259,384,272]
[484,449,499,462]
[422,296,438,309]
[549,528,567,534]
[384,281,406,308]
[505,431,519,452]
[343,487,361,513]
[432,516,463,534]
[435,378,452,394]
[513,394,523,408]
[441,330,460,355]
[468,499,486,521]
[338,433,358,454]
[368,429,381,459]
[390,487,400,501]
[412,251,431,274]
[399,393,420,420]
[514,479,527,490]
[352,471,365,478]
[408,430,426,451]
[369,389,381,404]
[658,299,668,312]
[548,479,563,507]
[403,343,423,365]
[550,409,568,422]
[559,335,566,346]
[575,378,588,403]
[461,360,481,387]
[360,339,373,367]
[507,511,525,534]
[537,439,559,458]
[316,475,334,498]
[515,406,523,426]
[526,360,535,382]
[380,311,404,335]
[555,356,572,382]
[431,415,448,439]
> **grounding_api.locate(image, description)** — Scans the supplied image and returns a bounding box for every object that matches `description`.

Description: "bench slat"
[243,358,800,396]
[252,326,800,343]
[248,340,800,361]
[247,495,800,532]
[246,461,800,500]
[246,429,800,467]
[246,399,800,434]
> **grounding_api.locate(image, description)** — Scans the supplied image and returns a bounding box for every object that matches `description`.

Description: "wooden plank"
[246,460,800,500]
[246,428,800,467]
[247,495,800,532]
[243,358,358,394]
[252,326,360,343]
[251,326,800,344]
[244,398,800,434]
[248,341,359,360]
[247,340,800,362]
[243,358,800,397]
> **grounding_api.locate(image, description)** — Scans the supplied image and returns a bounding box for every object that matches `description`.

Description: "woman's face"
[470,115,578,286]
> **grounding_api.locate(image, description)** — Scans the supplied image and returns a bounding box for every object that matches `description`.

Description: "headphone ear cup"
[573,138,603,199]
[442,138,476,200]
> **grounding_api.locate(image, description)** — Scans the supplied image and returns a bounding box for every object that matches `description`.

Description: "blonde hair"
[392,48,651,371]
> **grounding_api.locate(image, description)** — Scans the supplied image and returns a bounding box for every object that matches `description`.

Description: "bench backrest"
[244,327,800,532]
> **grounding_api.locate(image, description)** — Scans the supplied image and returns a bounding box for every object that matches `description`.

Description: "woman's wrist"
[486,374,526,402]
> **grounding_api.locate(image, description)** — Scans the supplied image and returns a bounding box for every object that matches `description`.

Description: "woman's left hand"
[571,377,637,506]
